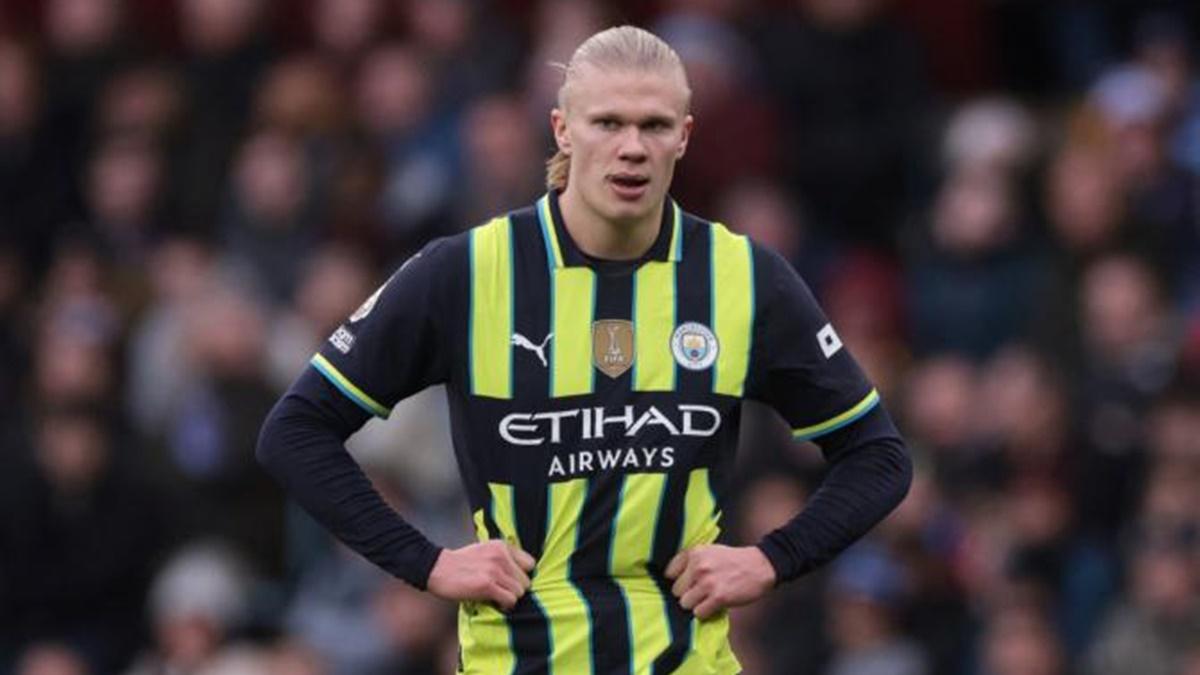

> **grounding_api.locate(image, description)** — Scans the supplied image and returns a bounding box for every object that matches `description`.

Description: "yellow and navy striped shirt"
[310,191,880,674]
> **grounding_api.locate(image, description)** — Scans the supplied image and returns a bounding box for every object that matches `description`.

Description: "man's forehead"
[566,63,689,115]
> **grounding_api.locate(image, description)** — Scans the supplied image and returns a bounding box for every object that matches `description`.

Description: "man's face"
[552,64,692,225]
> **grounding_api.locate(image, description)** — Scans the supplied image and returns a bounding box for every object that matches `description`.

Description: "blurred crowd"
[2,0,1200,674]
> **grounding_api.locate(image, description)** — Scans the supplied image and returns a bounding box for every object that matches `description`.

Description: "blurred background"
[2,0,1200,673]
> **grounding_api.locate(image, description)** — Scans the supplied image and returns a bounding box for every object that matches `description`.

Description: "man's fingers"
[500,548,532,590]
[693,597,722,619]
[665,551,688,579]
[509,544,537,574]
[679,585,706,612]
[490,583,519,610]
[671,560,696,598]
[495,570,525,599]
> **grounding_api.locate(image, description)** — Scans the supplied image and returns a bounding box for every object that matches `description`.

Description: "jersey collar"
[536,190,683,270]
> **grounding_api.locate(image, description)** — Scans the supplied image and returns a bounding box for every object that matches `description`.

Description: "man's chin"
[600,194,659,225]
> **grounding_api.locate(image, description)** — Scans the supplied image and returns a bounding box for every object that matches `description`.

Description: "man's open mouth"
[610,174,650,188]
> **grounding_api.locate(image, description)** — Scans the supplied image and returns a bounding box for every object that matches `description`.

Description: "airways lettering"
[547,446,676,478]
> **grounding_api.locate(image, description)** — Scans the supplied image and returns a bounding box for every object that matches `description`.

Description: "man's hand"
[427,540,536,610]
[665,545,777,619]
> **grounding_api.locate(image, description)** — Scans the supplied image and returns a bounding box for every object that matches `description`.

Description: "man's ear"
[676,114,694,159]
[551,108,571,155]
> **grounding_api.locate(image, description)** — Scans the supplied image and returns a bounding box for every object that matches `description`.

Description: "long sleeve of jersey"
[256,240,453,589]
[755,406,911,582]
[257,370,442,588]
[747,246,913,583]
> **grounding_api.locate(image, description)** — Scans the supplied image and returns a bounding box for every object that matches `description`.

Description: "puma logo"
[512,332,553,368]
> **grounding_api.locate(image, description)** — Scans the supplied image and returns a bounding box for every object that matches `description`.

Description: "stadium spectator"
[82,132,166,269]
[172,0,274,232]
[220,127,320,302]
[654,7,781,216]
[749,0,933,246]
[905,164,1040,359]
[1085,536,1200,675]
[124,542,253,675]
[14,643,91,675]
[824,543,929,675]
[309,0,389,65]
[265,245,374,392]
[980,601,1066,675]
[355,42,458,245]
[454,92,544,226]
[0,402,170,673]
[1075,254,1177,536]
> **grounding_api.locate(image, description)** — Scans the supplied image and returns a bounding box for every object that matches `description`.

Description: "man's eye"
[597,119,620,130]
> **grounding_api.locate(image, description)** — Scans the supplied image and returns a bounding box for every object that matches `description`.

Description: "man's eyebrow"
[639,114,675,126]
[585,111,677,125]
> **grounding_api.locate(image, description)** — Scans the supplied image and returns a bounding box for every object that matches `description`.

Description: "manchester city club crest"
[671,322,718,370]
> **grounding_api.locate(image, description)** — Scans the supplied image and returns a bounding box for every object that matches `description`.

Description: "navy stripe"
[648,469,691,674]
[506,209,554,671]
[674,215,713,396]
[570,476,633,673]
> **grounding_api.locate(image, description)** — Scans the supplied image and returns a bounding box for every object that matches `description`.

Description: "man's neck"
[558,187,663,261]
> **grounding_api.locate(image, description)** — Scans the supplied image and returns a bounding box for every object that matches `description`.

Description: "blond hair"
[546,26,690,190]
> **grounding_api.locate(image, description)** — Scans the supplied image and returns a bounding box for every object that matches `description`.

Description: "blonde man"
[260,26,911,674]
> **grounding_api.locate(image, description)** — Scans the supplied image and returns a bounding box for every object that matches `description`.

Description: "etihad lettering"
[547,446,676,478]
[499,405,721,446]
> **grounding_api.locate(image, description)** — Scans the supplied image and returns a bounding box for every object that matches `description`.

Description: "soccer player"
[258,26,912,674]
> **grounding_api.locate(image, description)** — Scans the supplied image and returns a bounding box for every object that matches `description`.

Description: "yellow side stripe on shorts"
[791,389,881,441]
[310,354,390,418]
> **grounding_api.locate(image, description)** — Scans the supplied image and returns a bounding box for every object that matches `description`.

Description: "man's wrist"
[744,545,779,587]
[755,536,798,586]
[397,541,445,590]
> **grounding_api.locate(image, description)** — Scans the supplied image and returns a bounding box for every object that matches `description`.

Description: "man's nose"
[616,127,648,161]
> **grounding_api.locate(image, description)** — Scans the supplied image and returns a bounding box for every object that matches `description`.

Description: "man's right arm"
[256,372,535,601]
[257,369,443,587]
[257,237,533,604]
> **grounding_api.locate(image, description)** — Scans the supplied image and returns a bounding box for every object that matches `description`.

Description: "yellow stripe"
[460,491,520,674]
[710,223,754,397]
[470,217,513,398]
[538,195,565,268]
[534,479,593,674]
[458,601,517,674]
[675,615,739,674]
[310,354,390,417]
[488,483,519,545]
[551,267,595,398]
[634,261,676,391]
[681,468,720,549]
[460,506,516,672]
[610,474,671,673]
[472,508,488,542]
[792,388,881,440]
